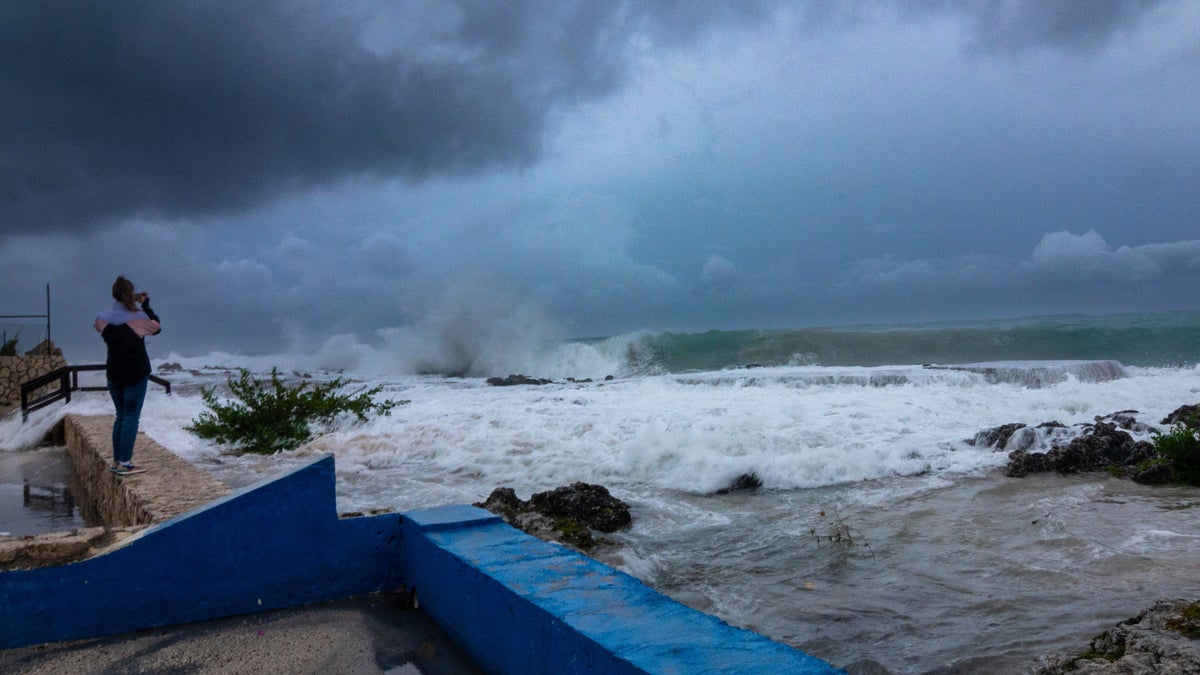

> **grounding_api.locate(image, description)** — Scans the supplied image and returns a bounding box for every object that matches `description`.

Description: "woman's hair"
[112,276,137,311]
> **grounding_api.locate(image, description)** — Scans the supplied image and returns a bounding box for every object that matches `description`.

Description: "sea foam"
[11,360,1166,516]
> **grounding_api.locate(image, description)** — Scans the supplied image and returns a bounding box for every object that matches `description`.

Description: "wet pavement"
[0,593,484,675]
[0,446,88,537]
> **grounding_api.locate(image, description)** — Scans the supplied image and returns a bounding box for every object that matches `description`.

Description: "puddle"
[0,447,89,536]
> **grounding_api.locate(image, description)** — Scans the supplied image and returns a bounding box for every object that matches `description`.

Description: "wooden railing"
[21,365,171,421]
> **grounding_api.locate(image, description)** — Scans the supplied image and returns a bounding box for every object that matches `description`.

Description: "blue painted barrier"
[0,456,403,649]
[401,505,843,675]
[2,454,842,674]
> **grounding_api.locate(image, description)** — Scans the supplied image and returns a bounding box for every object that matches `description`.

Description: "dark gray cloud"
[1,0,1168,235]
[0,1,550,231]
[0,0,773,234]
[913,0,1170,52]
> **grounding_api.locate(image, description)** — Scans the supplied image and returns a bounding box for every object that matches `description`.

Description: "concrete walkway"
[0,593,483,675]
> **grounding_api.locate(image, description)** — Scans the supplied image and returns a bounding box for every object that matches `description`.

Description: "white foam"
[7,361,1197,518]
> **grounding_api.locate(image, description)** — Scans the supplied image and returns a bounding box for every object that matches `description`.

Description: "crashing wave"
[923,360,1126,388]
[673,368,917,388]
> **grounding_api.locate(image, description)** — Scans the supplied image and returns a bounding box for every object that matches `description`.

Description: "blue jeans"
[107,377,149,464]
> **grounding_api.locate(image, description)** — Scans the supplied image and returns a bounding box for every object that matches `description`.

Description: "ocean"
[4,310,1200,672]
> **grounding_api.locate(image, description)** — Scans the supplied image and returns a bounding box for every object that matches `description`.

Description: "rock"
[1043,441,1093,474]
[474,482,632,551]
[1,527,113,570]
[1036,599,1200,674]
[972,421,1066,451]
[1162,404,1200,427]
[971,423,1027,449]
[486,374,554,386]
[1129,441,1158,465]
[1097,410,1157,435]
[1006,431,1036,454]
[528,482,632,533]
[1004,419,1154,478]
[1132,459,1174,485]
[1079,423,1151,467]
[1096,410,1138,428]
[841,658,894,674]
[512,511,571,545]
[715,472,763,494]
[476,487,524,521]
[0,539,23,564]
[1005,449,1048,477]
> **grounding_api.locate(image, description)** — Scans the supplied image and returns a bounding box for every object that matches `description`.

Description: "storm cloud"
[2,1,1197,362]
[3,1,617,230]
[1,0,1169,233]
[948,0,1170,51]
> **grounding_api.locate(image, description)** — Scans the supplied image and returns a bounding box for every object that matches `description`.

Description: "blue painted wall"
[401,505,843,675]
[2,456,842,674]
[0,456,403,649]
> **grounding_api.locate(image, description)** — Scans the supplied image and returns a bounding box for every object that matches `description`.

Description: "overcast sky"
[2,0,1198,365]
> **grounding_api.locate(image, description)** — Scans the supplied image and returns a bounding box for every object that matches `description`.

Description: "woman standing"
[94,276,161,475]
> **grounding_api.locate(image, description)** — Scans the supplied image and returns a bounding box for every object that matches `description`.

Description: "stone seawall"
[0,415,230,570]
[64,415,230,526]
[0,353,67,405]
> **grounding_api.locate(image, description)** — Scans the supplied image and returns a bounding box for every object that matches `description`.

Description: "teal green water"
[616,311,1200,372]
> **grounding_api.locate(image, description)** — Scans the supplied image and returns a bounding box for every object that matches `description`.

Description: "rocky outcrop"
[972,422,1029,450]
[1162,404,1200,426]
[1004,420,1155,478]
[715,472,763,494]
[486,374,554,386]
[970,411,1170,481]
[529,483,633,532]
[970,421,1068,453]
[485,374,604,386]
[475,482,632,550]
[1037,599,1200,674]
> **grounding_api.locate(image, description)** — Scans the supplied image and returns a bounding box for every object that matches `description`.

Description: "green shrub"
[186,368,406,454]
[1151,414,1200,486]
[1166,601,1200,639]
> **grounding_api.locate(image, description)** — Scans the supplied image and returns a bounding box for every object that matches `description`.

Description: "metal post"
[46,283,51,346]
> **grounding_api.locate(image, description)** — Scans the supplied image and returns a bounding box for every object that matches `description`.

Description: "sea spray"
[164,310,1200,380]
